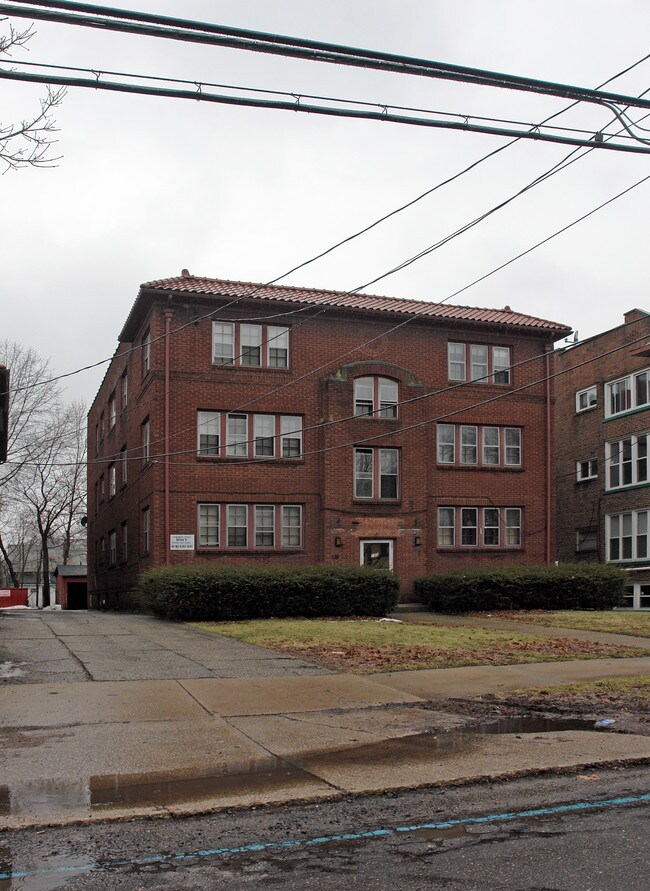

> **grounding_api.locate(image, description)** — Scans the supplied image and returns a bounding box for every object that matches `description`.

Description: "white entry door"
[360,539,394,571]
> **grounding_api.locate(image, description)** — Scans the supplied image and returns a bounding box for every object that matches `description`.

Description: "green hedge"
[140,564,400,622]
[414,564,626,614]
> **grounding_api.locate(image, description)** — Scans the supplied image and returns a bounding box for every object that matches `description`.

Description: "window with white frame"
[109,530,116,565]
[576,458,598,482]
[108,463,116,498]
[197,503,302,550]
[198,504,219,548]
[623,583,650,609]
[121,369,128,413]
[576,385,597,413]
[142,330,150,376]
[254,505,275,547]
[197,411,221,456]
[436,424,521,468]
[142,507,150,554]
[607,433,649,489]
[354,447,399,500]
[108,392,116,431]
[437,506,522,549]
[142,419,150,463]
[212,321,290,368]
[354,377,399,418]
[606,368,650,417]
[267,326,289,368]
[197,412,302,460]
[447,343,511,384]
[607,509,649,561]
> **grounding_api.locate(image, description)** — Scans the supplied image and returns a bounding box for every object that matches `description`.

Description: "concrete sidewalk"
[1,609,649,829]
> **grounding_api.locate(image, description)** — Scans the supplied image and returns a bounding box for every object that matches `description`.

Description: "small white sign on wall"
[170,534,195,551]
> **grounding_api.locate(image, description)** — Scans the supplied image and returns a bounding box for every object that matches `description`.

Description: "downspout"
[164,307,173,565]
[545,345,553,565]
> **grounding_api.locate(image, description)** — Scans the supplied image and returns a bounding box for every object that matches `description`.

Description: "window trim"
[437,506,523,550]
[142,507,150,555]
[575,385,597,413]
[142,330,150,377]
[353,376,399,419]
[196,502,303,551]
[108,462,116,498]
[197,411,302,460]
[354,447,399,501]
[108,392,116,431]
[212,321,290,369]
[436,424,522,468]
[606,433,649,491]
[576,458,598,482]
[142,418,150,464]
[605,367,650,418]
[447,342,512,385]
[606,509,650,563]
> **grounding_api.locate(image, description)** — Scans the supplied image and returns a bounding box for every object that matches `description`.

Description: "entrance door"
[360,540,394,571]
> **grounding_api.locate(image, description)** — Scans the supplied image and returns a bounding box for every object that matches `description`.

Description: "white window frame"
[142,330,150,376]
[448,342,511,384]
[241,324,262,367]
[437,506,522,549]
[212,321,235,365]
[280,415,302,458]
[359,539,394,571]
[109,530,117,566]
[606,509,650,562]
[121,369,128,413]
[108,393,116,430]
[267,326,289,368]
[575,386,597,413]
[606,433,649,490]
[198,410,221,456]
[142,507,150,554]
[354,377,399,419]
[622,583,650,609]
[120,446,127,486]
[436,424,520,468]
[198,504,220,548]
[354,447,399,500]
[254,504,275,548]
[254,414,275,458]
[226,413,248,457]
[281,505,302,548]
[576,458,598,482]
[227,504,248,548]
[605,367,650,418]
[108,463,116,498]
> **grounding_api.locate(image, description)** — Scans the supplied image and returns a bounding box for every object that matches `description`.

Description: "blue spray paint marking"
[1,793,648,882]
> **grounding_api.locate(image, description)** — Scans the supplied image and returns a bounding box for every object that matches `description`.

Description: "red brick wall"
[88,293,560,606]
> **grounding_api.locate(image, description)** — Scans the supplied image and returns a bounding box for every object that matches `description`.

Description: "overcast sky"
[2,0,650,405]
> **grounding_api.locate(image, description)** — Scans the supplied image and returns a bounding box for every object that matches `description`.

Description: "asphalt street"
[1,766,648,890]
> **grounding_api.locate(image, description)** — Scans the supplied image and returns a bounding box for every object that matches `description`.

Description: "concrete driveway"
[0,609,330,683]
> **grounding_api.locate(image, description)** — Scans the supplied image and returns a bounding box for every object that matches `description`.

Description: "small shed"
[54,565,88,609]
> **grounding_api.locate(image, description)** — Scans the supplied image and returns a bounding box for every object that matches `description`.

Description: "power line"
[3,67,649,153]
[6,0,650,113]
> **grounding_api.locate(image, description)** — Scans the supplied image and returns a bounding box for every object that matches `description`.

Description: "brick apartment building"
[87,273,571,608]
[555,308,650,609]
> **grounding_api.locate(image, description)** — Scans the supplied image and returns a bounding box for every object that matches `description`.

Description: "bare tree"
[54,399,87,566]
[1,18,65,172]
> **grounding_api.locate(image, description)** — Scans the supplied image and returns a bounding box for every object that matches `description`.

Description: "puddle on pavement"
[0,716,609,821]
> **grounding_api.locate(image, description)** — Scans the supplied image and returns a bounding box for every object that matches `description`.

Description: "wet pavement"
[1,609,649,829]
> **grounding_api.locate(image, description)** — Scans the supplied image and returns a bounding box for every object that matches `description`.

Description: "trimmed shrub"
[413,564,626,614]
[140,563,400,622]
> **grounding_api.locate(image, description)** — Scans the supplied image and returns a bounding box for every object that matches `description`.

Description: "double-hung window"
[108,463,116,498]
[142,507,150,554]
[436,424,521,468]
[607,434,649,489]
[198,504,220,548]
[437,507,522,549]
[577,458,598,482]
[121,369,128,413]
[142,419,150,463]
[198,411,221,456]
[197,503,302,550]
[109,530,117,566]
[226,414,248,457]
[255,505,275,547]
[354,447,399,500]
[267,326,289,368]
[448,343,511,384]
[108,393,116,431]
[606,368,650,417]
[142,330,150,376]
[120,445,128,486]
[607,510,649,562]
[227,505,248,547]
[281,505,302,547]
[212,322,290,368]
[198,411,302,460]
[354,377,399,418]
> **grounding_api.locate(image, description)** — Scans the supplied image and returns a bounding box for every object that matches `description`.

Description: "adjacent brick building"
[87,273,571,608]
[555,308,650,609]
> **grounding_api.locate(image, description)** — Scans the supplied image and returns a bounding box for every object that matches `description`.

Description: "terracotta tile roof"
[124,274,571,339]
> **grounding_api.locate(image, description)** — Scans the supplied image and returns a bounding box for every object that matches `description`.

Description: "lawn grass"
[489,610,650,638]
[191,618,646,674]
[509,676,650,706]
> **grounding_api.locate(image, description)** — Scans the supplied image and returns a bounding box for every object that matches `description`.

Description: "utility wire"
[3,68,649,153]
[6,0,650,112]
